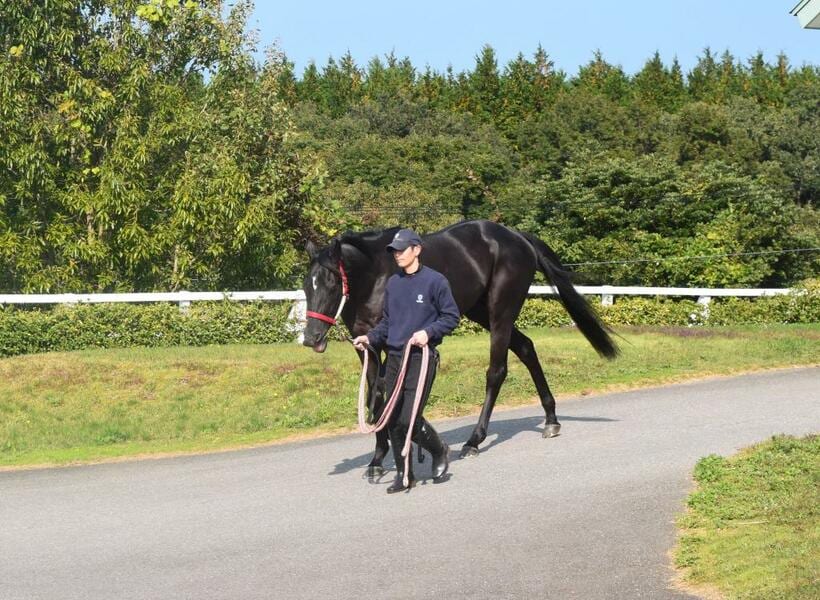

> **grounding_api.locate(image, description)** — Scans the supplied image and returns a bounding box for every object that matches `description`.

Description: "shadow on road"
[328,413,618,476]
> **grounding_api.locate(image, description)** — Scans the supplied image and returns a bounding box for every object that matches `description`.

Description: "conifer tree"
[467,45,502,121]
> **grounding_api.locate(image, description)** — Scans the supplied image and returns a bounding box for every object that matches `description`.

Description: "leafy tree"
[0,0,332,292]
[529,157,803,286]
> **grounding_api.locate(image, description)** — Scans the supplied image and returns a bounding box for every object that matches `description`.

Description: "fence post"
[601,285,614,306]
[287,299,307,344]
[178,291,191,314]
[697,295,712,322]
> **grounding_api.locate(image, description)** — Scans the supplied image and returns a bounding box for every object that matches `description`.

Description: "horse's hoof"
[366,465,385,480]
[543,423,561,438]
[460,445,479,458]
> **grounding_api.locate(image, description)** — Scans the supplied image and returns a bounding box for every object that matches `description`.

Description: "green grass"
[1,324,818,468]
[675,435,820,599]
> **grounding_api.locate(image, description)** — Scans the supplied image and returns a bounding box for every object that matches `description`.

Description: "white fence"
[0,290,304,311]
[0,285,793,315]
[0,286,794,343]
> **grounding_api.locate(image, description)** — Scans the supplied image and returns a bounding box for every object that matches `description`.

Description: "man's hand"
[409,330,429,347]
[352,335,369,351]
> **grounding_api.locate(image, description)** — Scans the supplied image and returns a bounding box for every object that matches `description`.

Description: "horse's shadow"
[328,413,618,476]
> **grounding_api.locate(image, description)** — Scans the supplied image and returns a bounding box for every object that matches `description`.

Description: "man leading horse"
[351,228,460,494]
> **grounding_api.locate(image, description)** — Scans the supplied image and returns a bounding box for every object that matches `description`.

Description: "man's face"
[393,244,421,269]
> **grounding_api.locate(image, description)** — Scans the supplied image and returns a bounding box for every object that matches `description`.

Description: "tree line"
[2,1,818,293]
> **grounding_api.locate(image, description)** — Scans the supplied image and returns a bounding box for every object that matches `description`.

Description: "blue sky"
[248,1,818,77]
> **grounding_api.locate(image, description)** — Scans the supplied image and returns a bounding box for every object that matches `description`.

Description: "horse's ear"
[327,237,342,262]
[305,240,320,260]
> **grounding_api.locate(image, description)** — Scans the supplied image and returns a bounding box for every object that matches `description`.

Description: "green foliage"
[676,435,820,598]
[530,157,807,287]
[0,301,294,357]
[4,284,817,358]
[708,280,820,325]
[284,45,818,288]
[1,11,818,295]
[0,0,334,293]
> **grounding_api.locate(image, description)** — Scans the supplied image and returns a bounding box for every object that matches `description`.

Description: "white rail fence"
[0,286,793,330]
[0,286,792,309]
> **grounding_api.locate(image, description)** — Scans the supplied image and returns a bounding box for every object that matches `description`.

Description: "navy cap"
[386,228,422,252]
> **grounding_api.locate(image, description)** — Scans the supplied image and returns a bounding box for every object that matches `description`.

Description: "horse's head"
[302,238,347,353]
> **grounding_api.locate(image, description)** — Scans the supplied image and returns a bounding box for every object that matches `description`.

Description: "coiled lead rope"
[356,341,429,488]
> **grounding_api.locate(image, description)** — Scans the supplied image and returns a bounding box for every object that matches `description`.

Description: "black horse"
[303,220,618,475]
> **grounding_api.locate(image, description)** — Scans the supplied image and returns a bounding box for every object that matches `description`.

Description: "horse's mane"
[339,227,400,259]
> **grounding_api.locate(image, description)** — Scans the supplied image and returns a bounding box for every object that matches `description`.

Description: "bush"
[0,282,817,357]
[708,281,820,325]
[0,301,295,357]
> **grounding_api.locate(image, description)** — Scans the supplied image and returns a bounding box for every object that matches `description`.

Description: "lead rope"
[356,341,429,488]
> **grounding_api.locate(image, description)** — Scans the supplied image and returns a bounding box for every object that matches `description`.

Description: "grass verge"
[1,324,818,468]
[674,435,820,599]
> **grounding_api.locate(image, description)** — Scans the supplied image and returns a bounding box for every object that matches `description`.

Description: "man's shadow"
[328,413,618,476]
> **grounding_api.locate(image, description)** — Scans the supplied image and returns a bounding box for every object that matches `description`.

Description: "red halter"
[306,261,349,326]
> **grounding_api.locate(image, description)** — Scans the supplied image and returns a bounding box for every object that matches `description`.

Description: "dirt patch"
[176,371,211,388]
[120,374,146,387]
[620,326,745,339]
[169,361,220,375]
[668,548,725,600]
[32,365,91,387]
[271,364,298,375]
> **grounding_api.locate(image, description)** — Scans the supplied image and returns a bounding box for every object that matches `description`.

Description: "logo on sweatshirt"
[416,294,424,304]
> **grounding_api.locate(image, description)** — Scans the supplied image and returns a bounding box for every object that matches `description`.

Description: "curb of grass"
[2,363,816,473]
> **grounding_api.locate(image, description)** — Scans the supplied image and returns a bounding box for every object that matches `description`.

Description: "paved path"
[2,368,818,599]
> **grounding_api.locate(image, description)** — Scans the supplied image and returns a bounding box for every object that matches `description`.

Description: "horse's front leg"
[367,429,390,480]
[364,350,389,480]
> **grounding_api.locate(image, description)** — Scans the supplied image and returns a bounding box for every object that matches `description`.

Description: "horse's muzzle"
[302,335,328,353]
[302,328,329,353]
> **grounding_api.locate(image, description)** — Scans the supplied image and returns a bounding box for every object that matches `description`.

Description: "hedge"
[0,283,817,357]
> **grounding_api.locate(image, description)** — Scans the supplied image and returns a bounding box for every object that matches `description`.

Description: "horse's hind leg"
[461,306,513,457]
[509,327,561,438]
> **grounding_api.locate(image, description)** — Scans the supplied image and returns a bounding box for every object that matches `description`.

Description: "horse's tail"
[519,231,619,359]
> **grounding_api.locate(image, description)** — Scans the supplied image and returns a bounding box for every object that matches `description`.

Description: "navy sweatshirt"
[367,265,460,354]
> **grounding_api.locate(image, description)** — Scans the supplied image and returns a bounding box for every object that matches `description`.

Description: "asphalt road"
[2,367,818,600]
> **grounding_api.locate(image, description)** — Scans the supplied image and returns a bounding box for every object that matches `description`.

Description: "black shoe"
[386,475,416,494]
[387,428,414,494]
[414,419,449,481]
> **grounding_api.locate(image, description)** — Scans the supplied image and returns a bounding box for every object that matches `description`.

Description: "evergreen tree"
[297,61,322,103]
[319,52,364,117]
[417,66,453,109]
[633,51,686,110]
[748,52,784,107]
[574,50,631,103]
[688,48,720,101]
[532,45,563,111]
[467,45,502,121]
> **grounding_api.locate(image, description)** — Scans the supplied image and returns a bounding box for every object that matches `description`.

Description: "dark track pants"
[382,347,439,438]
